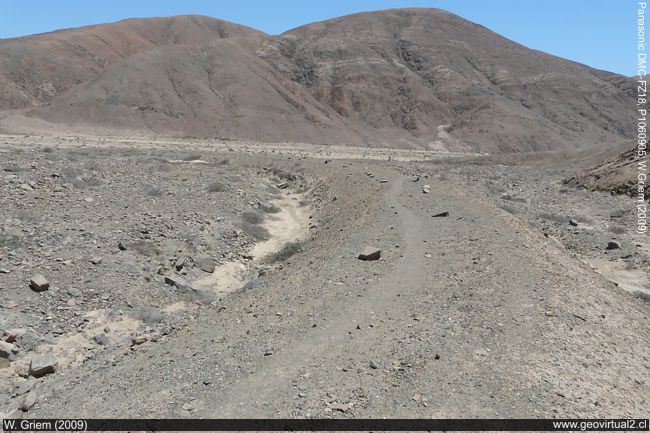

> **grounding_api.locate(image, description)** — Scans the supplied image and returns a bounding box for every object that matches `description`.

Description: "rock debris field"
[0,136,648,419]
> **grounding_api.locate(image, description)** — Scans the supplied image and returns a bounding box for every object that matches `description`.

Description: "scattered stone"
[67,287,81,297]
[259,201,279,213]
[175,256,191,271]
[164,275,197,292]
[3,329,25,343]
[569,219,579,227]
[606,241,621,250]
[29,275,49,292]
[89,257,102,265]
[276,182,289,189]
[29,354,57,377]
[379,179,389,183]
[432,211,449,217]
[330,403,351,412]
[131,335,147,345]
[117,240,128,251]
[0,268,9,274]
[182,402,194,412]
[369,360,379,369]
[358,247,381,261]
[264,349,273,356]
[0,341,16,359]
[422,185,431,194]
[14,379,34,396]
[19,392,38,412]
[93,334,110,346]
[197,258,216,273]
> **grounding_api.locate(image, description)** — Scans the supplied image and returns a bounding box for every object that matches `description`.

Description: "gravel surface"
[0,136,648,419]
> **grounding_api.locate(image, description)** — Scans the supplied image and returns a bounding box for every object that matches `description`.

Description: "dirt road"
[18,148,646,419]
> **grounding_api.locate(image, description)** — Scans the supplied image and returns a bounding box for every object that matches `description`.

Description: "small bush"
[145,187,163,197]
[133,307,163,325]
[207,181,227,193]
[263,241,305,263]
[240,222,270,241]
[183,153,203,161]
[498,204,519,215]
[241,211,264,225]
[538,212,567,223]
[259,202,281,214]
[609,226,626,235]
[130,240,162,256]
[502,194,528,203]
[633,290,650,303]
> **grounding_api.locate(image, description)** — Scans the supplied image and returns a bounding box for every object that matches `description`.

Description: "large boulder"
[29,275,49,292]
[29,354,57,378]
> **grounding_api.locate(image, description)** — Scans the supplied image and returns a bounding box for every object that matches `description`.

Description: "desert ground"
[0,133,647,419]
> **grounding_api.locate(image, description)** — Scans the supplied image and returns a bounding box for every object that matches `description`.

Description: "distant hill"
[0,9,636,152]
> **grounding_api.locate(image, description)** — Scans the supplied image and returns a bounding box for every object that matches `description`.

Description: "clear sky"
[0,0,634,76]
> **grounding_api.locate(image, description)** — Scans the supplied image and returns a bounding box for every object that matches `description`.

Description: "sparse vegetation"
[608,225,626,235]
[145,187,164,197]
[498,204,520,215]
[133,307,163,325]
[207,181,227,193]
[241,210,264,225]
[182,153,203,161]
[240,222,270,241]
[538,212,568,223]
[262,240,305,263]
[259,202,281,213]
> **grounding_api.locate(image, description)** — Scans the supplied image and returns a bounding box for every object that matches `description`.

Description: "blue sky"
[0,1,633,76]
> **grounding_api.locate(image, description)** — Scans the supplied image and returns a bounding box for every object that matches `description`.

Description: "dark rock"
[19,392,38,411]
[358,247,381,261]
[93,334,110,346]
[29,354,57,377]
[164,275,197,292]
[117,240,128,251]
[198,258,216,273]
[606,241,621,250]
[0,341,16,359]
[29,275,49,292]
[432,211,449,217]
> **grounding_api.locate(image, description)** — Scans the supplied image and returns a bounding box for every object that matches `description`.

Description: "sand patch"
[588,258,649,297]
[194,192,309,296]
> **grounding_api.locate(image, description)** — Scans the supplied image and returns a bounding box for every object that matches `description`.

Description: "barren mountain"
[0,9,637,152]
[0,15,264,109]
[258,9,634,152]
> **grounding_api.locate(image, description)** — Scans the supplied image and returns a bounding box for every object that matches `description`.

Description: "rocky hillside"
[0,9,636,152]
[564,141,646,198]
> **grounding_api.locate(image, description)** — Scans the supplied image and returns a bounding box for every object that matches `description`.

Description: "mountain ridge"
[0,9,635,153]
